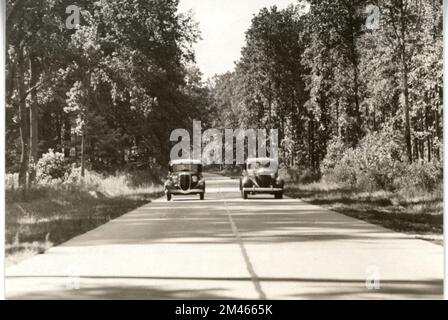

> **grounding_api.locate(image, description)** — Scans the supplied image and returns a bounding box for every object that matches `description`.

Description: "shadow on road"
[6,184,444,300]
[60,198,413,246]
[7,275,442,300]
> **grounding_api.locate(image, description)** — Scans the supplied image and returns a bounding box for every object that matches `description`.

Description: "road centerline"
[218,187,267,300]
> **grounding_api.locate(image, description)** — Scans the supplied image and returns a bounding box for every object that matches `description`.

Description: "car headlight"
[172,175,178,182]
[270,173,276,179]
[192,176,198,183]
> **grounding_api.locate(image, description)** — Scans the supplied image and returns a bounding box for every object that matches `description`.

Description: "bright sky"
[178,0,301,80]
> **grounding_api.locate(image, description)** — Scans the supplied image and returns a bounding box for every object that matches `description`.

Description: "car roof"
[246,157,278,164]
[169,159,202,165]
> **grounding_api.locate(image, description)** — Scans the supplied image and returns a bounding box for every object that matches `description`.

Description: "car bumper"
[166,188,205,195]
[243,186,283,193]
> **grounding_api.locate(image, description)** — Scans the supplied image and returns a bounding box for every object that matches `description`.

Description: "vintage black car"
[239,157,284,199]
[164,159,205,201]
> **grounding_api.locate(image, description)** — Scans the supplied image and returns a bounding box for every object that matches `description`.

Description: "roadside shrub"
[5,173,19,189]
[322,128,405,191]
[320,137,348,178]
[125,165,165,185]
[396,160,443,193]
[279,167,320,184]
[354,130,404,190]
[328,147,358,186]
[36,149,69,182]
[298,168,320,184]
[63,166,101,189]
[64,167,163,196]
[278,167,297,183]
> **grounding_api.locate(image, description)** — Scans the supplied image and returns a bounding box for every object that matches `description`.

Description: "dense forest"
[5,0,443,192]
[6,0,209,187]
[208,0,443,191]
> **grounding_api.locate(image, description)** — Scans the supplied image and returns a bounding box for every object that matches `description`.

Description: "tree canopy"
[208,0,443,172]
[5,0,443,187]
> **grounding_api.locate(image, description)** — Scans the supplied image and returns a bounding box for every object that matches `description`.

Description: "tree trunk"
[397,0,413,163]
[351,35,361,144]
[434,87,441,161]
[56,111,62,151]
[401,53,412,163]
[29,54,39,185]
[413,137,419,161]
[80,69,91,178]
[80,130,86,177]
[424,98,432,162]
[308,118,315,171]
[353,62,361,140]
[419,116,424,160]
[64,113,71,158]
[373,104,377,131]
[17,45,29,189]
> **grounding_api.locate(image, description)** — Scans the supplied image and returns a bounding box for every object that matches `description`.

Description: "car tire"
[166,193,172,201]
[242,191,248,199]
[274,192,283,199]
[200,193,204,200]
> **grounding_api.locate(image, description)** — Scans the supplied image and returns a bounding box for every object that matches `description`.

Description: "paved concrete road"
[6,174,443,299]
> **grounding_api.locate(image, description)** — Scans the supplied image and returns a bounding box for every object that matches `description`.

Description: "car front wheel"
[242,191,248,199]
[166,193,172,201]
[200,193,204,200]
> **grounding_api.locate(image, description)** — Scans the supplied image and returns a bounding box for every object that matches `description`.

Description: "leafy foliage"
[209,0,442,192]
[36,150,68,182]
[396,160,443,193]
[6,0,206,184]
[322,127,442,192]
[323,128,405,190]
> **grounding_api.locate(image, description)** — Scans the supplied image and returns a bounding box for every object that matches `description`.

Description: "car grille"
[179,174,190,191]
[256,175,271,187]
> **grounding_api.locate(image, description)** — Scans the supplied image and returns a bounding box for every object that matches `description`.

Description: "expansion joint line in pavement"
[218,189,267,300]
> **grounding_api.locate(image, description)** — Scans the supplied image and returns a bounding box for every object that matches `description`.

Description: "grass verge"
[285,182,443,245]
[5,185,163,267]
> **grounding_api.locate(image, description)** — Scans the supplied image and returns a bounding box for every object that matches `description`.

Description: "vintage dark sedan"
[239,157,284,199]
[164,159,205,201]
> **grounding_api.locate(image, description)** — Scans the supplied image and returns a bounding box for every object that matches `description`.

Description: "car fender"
[275,177,284,188]
[242,176,254,188]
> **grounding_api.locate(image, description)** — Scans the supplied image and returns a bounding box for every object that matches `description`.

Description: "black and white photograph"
[0,0,446,302]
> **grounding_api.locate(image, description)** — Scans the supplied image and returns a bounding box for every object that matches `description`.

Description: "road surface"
[5,174,444,299]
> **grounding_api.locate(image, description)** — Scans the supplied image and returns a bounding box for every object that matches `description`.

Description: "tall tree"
[381,0,426,162]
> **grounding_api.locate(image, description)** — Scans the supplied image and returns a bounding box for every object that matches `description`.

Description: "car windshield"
[247,160,277,170]
[171,164,201,172]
